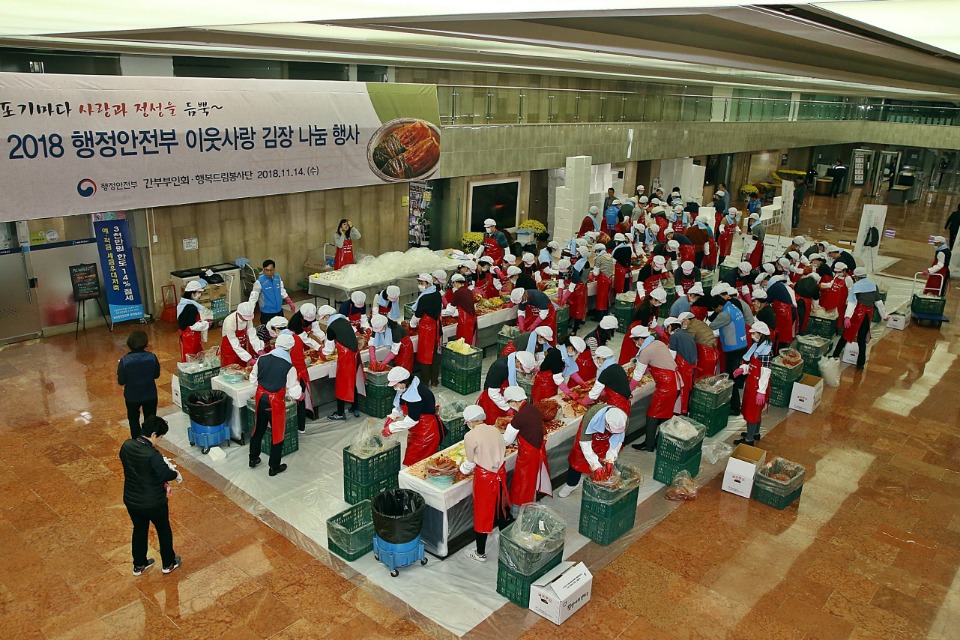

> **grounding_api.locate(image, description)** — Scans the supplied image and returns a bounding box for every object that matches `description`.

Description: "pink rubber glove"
[629,378,639,392]
[578,397,592,407]
[570,373,586,386]
[383,352,396,365]
[921,269,930,276]
[558,383,573,396]
[756,392,767,407]
[528,317,545,331]
[285,297,296,313]
[367,345,376,362]
[844,317,852,329]
[732,366,745,377]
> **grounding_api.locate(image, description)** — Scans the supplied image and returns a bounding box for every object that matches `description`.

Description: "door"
[0,246,41,344]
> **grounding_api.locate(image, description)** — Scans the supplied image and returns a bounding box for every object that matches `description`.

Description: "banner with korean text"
[94,219,144,324]
[0,74,441,221]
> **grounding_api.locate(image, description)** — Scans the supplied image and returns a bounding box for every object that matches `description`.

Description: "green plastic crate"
[441,346,483,371]
[795,336,832,360]
[441,365,481,395]
[497,333,514,356]
[803,315,837,338]
[404,302,415,321]
[752,483,803,510]
[770,357,804,386]
[718,264,735,281]
[556,319,570,342]
[496,549,563,609]
[260,424,299,456]
[768,384,793,408]
[365,368,392,388]
[656,433,704,465]
[653,452,701,485]
[326,500,374,561]
[911,294,946,317]
[177,365,221,389]
[803,359,821,377]
[689,384,734,411]
[689,404,730,437]
[579,485,639,546]
[343,474,399,505]
[342,443,401,485]
[356,392,396,419]
[613,298,634,333]
[555,304,569,326]
[439,416,467,449]
[245,397,298,439]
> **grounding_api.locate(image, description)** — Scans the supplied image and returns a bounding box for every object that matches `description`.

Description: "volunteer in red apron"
[620,286,667,364]
[477,351,536,421]
[500,326,551,360]
[577,206,601,238]
[220,301,264,367]
[369,315,415,372]
[459,405,511,563]
[749,287,778,345]
[502,386,552,508]
[665,231,696,267]
[831,268,888,370]
[382,367,444,466]
[717,209,741,262]
[746,213,765,269]
[333,219,361,270]
[556,405,628,498]
[176,281,209,363]
[673,260,700,300]
[627,325,680,452]
[511,287,557,341]
[474,257,499,298]
[592,245,615,318]
[732,321,773,446]
[686,283,711,321]
[669,206,687,235]
[288,302,326,349]
[479,218,509,265]
[763,274,798,351]
[635,255,671,309]
[411,273,443,387]
[374,285,403,322]
[564,248,590,335]
[699,218,719,271]
[248,334,303,477]
[530,336,585,403]
[278,326,311,434]
[819,261,851,320]
[611,233,633,295]
[663,317,695,414]
[922,235,951,296]
[579,346,632,417]
[337,291,370,332]
[680,312,718,379]
[317,305,365,421]
[580,318,614,381]
[443,274,478,346]
[432,269,453,306]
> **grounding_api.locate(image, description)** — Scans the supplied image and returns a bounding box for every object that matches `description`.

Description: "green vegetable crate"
[244,397,298,453]
[440,365,482,395]
[357,384,396,419]
[689,405,730,437]
[441,345,483,371]
[752,483,803,510]
[752,457,805,510]
[326,500,374,561]
[718,263,735,281]
[911,293,946,317]
[497,326,520,355]
[344,474,399,505]
[439,416,467,449]
[555,304,570,334]
[689,384,734,412]
[653,451,701,485]
[496,548,563,609]
[656,433,704,465]
[342,442,401,485]
[613,298,634,333]
[803,315,837,338]
[795,336,832,377]
[580,483,639,546]
[177,365,221,390]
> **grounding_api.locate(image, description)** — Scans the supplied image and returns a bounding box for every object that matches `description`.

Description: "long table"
[398,383,656,557]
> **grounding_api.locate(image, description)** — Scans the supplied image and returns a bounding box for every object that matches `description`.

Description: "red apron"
[474,464,510,533]
[675,355,693,415]
[477,386,509,422]
[377,302,395,317]
[403,413,443,467]
[569,282,588,321]
[672,220,685,236]
[334,239,354,270]
[647,365,679,419]
[677,274,696,292]
[771,300,796,345]
[220,327,251,367]
[692,305,709,321]
[288,333,311,411]
[618,321,642,365]
[595,273,612,312]
[532,369,558,403]
[475,273,497,299]
[748,239,764,269]
[842,303,873,343]
[740,354,767,424]
[576,349,597,382]
[415,315,440,365]
[924,264,949,295]
[395,336,415,372]
[714,211,724,238]
[719,224,736,257]
[510,436,552,505]
[679,244,695,265]
[179,329,203,363]
[500,342,518,358]
[254,385,287,446]
[819,276,847,312]
[642,271,670,298]
[567,426,611,475]
[702,237,718,269]
[455,306,478,346]
[613,262,629,295]
[334,342,363,403]
[603,389,632,416]
[483,235,504,265]
[654,217,667,242]
[694,343,718,379]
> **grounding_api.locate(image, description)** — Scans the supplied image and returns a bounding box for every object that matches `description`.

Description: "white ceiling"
[813,0,960,56]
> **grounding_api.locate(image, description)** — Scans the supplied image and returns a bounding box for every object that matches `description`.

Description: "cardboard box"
[789,374,824,414]
[171,375,182,408]
[529,562,593,625]
[721,444,766,498]
[886,313,907,330]
[841,343,860,366]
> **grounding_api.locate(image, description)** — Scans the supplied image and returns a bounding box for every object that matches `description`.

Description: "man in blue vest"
[707,284,749,415]
[249,259,295,326]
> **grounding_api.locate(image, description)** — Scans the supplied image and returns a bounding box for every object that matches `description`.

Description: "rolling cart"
[371,489,428,577]
[911,272,949,327]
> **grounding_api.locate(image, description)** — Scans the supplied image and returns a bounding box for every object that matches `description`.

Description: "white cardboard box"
[841,343,860,365]
[529,562,593,625]
[886,313,907,330]
[789,374,824,414]
[721,444,766,499]
[171,375,182,408]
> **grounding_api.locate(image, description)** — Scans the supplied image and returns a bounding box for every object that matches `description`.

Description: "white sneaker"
[467,549,487,563]
[557,483,578,498]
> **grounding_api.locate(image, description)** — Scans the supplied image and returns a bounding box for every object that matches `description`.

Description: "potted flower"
[461,231,484,253]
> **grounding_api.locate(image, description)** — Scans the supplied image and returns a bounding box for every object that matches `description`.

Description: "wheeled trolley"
[373,535,428,577]
[911,272,949,327]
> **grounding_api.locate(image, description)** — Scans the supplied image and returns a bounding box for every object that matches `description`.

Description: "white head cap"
[681,260,695,273]
[787,251,800,261]
[599,315,618,330]
[558,258,571,270]
[793,235,806,246]
[716,190,725,197]
[612,199,621,206]
[630,324,651,339]
[510,288,525,304]
[514,351,536,372]
[667,240,680,251]
[316,304,336,318]
[778,257,792,269]
[749,212,760,220]
[432,269,447,282]
[451,274,466,283]
[649,224,660,234]
[534,326,554,342]
[664,317,681,329]
[589,206,599,214]
[479,256,495,265]
[673,205,684,213]
[237,301,256,320]
[752,287,768,300]
[417,273,433,283]
[386,285,400,300]
[568,336,587,353]
[548,241,560,250]
[653,255,666,267]
[507,266,522,277]
[933,235,946,245]
[483,218,496,228]
[503,386,526,403]
[728,207,739,215]
[503,253,517,265]
[351,291,366,306]
[754,273,768,286]
[461,260,477,271]
[463,405,486,423]
[595,346,614,360]
[651,198,661,205]
[833,262,846,272]
[650,287,668,303]
[827,245,841,254]
[274,334,295,351]
[371,315,388,330]
[762,263,776,275]
[300,302,317,321]
[614,233,626,242]
[853,266,868,278]
[738,261,753,275]
[185,280,204,293]
[522,253,535,266]
[267,316,288,332]
[751,321,771,336]
[637,185,646,191]
[387,367,411,387]
[678,311,696,322]
[605,408,628,433]
[687,282,704,296]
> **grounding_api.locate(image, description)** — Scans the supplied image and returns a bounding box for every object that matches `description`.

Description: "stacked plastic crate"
[687,376,734,437]
[613,295,634,333]
[769,356,804,407]
[342,439,401,504]
[795,335,833,377]
[357,368,396,419]
[326,499,375,561]
[177,359,220,416]
[652,417,706,485]
[579,463,643,545]
[441,345,483,395]
[497,506,566,608]
[555,304,570,342]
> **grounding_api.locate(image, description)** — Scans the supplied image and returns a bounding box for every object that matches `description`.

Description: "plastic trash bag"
[665,471,700,501]
[436,393,467,423]
[658,416,707,449]
[756,457,806,495]
[819,356,841,387]
[349,418,398,459]
[371,489,425,544]
[703,441,734,465]
[185,390,228,426]
[694,374,733,393]
[498,504,566,574]
[584,462,643,504]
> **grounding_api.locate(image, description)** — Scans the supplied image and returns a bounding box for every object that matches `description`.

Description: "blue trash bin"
[373,535,427,577]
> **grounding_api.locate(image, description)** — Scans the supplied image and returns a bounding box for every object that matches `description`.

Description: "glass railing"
[437,85,960,127]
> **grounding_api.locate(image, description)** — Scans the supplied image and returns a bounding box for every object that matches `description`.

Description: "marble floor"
[1,186,958,640]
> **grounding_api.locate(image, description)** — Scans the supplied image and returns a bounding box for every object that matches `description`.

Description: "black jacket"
[119,437,178,510]
[117,350,161,403]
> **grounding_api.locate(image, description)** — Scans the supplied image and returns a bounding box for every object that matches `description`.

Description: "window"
[468,179,520,232]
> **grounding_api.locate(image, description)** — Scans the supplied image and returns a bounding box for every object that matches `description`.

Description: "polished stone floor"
[1,186,958,639]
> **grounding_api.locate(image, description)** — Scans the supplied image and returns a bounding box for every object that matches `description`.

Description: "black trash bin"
[371,489,425,545]
[186,390,229,426]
